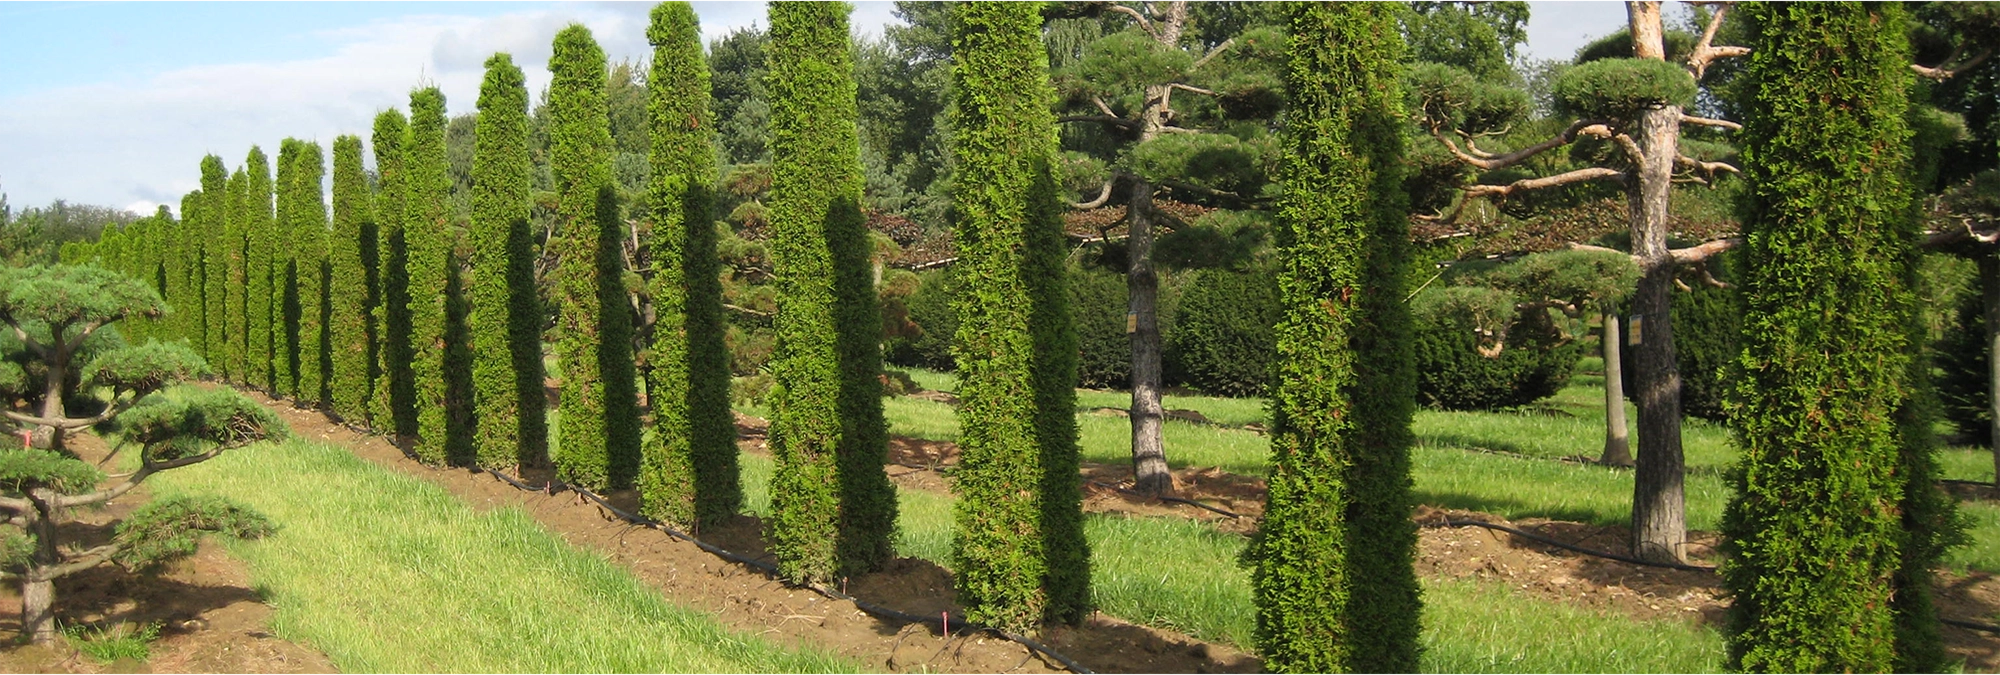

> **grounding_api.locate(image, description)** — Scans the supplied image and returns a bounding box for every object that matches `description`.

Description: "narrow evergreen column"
[1724,4,1922,671]
[273,140,302,397]
[549,24,639,489]
[407,87,452,464]
[199,155,228,366]
[764,0,896,583]
[945,1,1088,631]
[245,147,276,391]
[1249,4,1421,672]
[639,2,740,526]
[294,141,331,407]
[330,134,375,422]
[371,110,416,438]
[225,166,250,384]
[471,53,539,469]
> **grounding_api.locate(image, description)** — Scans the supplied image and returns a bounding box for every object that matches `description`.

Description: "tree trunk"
[1628,103,1687,564]
[1127,178,1172,495]
[1600,310,1633,467]
[1981,255,2000,485]
[33,341,67,450]
[20,489,58,644]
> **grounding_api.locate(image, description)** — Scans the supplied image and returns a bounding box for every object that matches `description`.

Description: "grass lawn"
[148,438,858,674]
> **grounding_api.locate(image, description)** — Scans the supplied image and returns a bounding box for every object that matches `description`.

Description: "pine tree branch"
[0,495,26,513]
[27,543,120,582]
[1430,119,1611,171]
[1461,167,1627,198]
[1189,38,1235,72]
[1056,115,1139,130]
[1107,4,1159,41]
[1686,3,1749,79]
[1072,179,1117,209]
[1913,45,1995,81]
[1679,114,1742,131]
[1169,83,1218,97]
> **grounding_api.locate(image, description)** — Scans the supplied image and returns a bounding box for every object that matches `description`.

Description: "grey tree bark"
[1628,101,1687,564]
[1124,2,1187,497]
[1600,310,1633,467]
[1982,255,2000,485]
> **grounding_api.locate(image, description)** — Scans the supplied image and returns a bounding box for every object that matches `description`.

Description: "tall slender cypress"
[176,189,203,345]
[224,165,249,383]
[1724,4,1920,671]
[330,135,374,422]
[199,155,228,365]
[549,24,639,489]
[371,110,416,438]
[640,1,740,527]
[407,87,453,464]
[765,1,896,582]
[274,140,303,397]
[294,141,331,406]
[471,53,538,469]
[945,1,1087,631]
[1248,4,1420,671]
[245,146,276,391]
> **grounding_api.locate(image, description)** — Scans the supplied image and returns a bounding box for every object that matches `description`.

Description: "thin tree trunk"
[1128,178,1172,495]
[20,489,57,644]
[1600,310,1633,467]
[1981,255,2000,484]
[34,341,67,450]
[1628,103,1687,564]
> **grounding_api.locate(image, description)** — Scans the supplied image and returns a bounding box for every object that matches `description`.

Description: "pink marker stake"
[942,612,948,635]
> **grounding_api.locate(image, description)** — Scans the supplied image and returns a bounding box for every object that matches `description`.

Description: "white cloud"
[0,2,781,213]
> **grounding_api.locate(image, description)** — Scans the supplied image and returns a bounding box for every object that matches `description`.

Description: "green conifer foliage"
[330,135,375,422]
[199,155,228,366]
[273,140,303,397]
[764,1,896,582]
[175,190,201,345]
[407,87,453,464]
[371,109,417,438]
[549,24,639,489]
[1248,4,1421,672]
[1724,4,1922,671]
[293,141,331,406]
[245,147,276,391]
[225,166,250,384]
[472,53,539,469]
[944,1,1088,631]
[639,2,740,527]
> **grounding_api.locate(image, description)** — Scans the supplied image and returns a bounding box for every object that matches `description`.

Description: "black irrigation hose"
[1944,617,2000,634]
[480,467,1094,675]
[1085,480,1244,520]
[1436,515,1719,573]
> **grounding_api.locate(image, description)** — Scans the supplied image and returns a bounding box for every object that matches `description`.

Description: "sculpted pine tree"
[639,2,739,526]
[406,87,453,464]
[549,25,639,489]
[371,110,417,438]
[471,53,543,469]
[245,147,276,392]
[330,135,375,422]
[1248,4,1420,671]
[763,1,896,583]
[945,0,1089,630]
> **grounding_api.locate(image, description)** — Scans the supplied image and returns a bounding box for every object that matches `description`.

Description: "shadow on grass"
[1412,489,1624,527]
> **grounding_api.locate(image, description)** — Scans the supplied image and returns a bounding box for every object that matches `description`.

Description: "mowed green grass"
[736,452,1725,672]
[148,439,858,674]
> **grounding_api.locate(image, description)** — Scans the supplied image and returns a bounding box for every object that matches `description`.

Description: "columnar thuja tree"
[550,25,640,489]
[945,1,1089,631]
[330,134,374,423]
[200,155,228,370]
[245,147,276,392]
[296,141,332,407]
[1723,3,1922,670]
[639,2,739,526]
[273,141,303,397]
[406,87,452,464]
[371,110,416,438]
[471,53,539,469]
[764,0,897,583]
[225,166,250,385]
[174,190,202,346]
[1248,4,1420,672]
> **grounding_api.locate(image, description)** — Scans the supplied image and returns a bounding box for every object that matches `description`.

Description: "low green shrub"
[1166,266,1279,397]
[1413,289,1580,410]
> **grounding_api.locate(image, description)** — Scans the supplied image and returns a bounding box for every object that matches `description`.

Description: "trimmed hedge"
[1167,266,1279,397]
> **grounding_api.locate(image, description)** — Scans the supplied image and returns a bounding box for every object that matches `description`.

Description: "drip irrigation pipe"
[1086,480,1243,519]
[480,467,1093,675]
[1944,617,2000,634]
[1436,515,1718,573]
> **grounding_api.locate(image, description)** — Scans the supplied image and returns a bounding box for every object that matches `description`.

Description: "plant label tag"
[1628,315,1643,346]
[1126,311,1138,334]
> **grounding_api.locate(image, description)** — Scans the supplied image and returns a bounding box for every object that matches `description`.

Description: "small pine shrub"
[1412,292,1580,411]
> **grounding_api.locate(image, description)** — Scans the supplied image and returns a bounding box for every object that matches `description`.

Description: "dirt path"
[0,433,335,674]
[249,390,1258,674]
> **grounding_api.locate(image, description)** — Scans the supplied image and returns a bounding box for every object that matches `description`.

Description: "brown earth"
[256,391,1260,674]
[0,433,335,674]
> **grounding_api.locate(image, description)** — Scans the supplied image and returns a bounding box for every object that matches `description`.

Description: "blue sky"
[0,1,1632,214]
